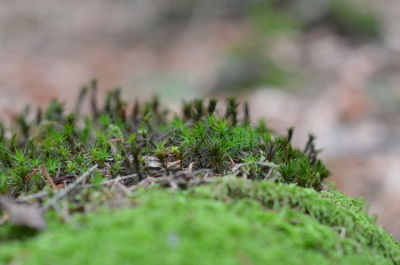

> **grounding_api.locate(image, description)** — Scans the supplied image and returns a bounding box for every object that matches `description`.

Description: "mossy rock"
[0,86,398,264]
[1,178,399,265]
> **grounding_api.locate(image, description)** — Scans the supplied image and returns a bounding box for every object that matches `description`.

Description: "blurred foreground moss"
[1,178,399,265]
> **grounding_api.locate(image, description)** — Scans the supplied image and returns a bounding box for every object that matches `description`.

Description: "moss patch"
[0,90,329,197]
[1,178,398,265]
[0,85,398,264]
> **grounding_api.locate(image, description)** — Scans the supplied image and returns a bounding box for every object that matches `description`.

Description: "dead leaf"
[144,156,162,169]
[0,197,46,230]
[167,160,182,171]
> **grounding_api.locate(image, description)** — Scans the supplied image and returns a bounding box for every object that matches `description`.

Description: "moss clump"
[1,178,398,265]
[0,87,328,198]
[0,84,398,264]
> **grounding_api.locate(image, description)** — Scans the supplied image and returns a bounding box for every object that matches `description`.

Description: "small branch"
[80,174,138,189]
[340,227,347,238]
[40,166,58,189]
[17,172,137,203]
[231,161,279,179]
[17,190,49,202]
[52,201,71,222]
[44,165,98,210]
[231,161,278,173]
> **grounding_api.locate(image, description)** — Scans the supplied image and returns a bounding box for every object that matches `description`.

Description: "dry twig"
[44,165,98,210]
[40,166,58,189]
[17,172,137,203]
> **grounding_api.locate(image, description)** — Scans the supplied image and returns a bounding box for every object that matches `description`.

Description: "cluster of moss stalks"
[0,81,399,265]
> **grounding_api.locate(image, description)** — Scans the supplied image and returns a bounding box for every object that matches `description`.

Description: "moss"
[214,46,291,92]
[0,179,398,265]
[327,0,381,40]
[0,85,398,264]
[247,0,381,41]
[194,178,400,263]
[0,91,329,197]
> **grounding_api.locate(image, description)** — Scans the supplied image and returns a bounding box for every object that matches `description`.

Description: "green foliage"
[1,179,398,265]
[0,90,329,196]
[0,84,398,264]
[193,178,400,264]
[328,0,381,39]
[249,1,300,34]
[248,0,381,40]
[214,46,290,92]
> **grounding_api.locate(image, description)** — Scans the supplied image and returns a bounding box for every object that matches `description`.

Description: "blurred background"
[0,0,400,239]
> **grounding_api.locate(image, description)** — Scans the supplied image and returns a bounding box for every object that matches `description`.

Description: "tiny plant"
[0,82,399,265]
[0,83,330,197]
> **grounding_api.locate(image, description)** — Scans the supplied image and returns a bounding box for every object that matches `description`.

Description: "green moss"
[249,1,301,35]
[0,92,329,196]
[0,85,398,264]
[194,178,400,263]
[0,179,398,265]
[214,46,291,92]
[327,0,381,39]
[247,0,381,40]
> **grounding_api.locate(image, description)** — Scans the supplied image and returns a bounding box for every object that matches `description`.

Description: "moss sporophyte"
[0,82,398,265]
